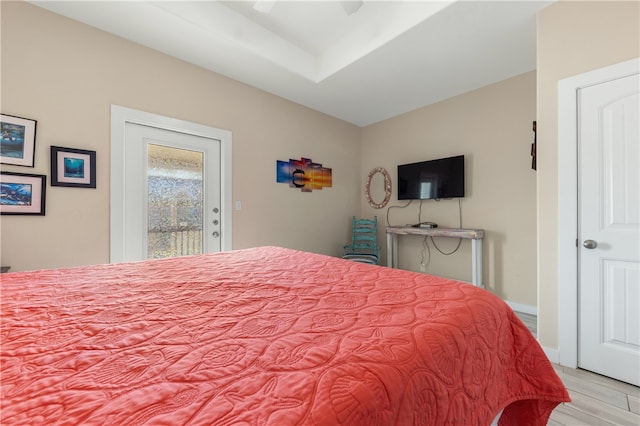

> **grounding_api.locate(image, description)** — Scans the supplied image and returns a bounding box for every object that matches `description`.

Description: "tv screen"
[397,155,465,200]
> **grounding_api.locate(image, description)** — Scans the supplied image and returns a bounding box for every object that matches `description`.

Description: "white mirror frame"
[365,167,392,209]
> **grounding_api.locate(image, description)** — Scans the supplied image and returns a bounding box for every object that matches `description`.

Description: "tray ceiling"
[29,1,553,126]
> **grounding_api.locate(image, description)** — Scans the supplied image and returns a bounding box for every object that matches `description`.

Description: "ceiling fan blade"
[341,0,363,15]
[253,1,277,13]
[253,1,363,16]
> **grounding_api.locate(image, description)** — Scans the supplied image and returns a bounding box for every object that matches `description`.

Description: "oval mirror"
[365,167,392,209]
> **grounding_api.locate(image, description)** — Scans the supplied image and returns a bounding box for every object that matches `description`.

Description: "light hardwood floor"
[515,312,640,425]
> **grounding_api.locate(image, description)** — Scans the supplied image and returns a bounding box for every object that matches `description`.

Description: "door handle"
[212,231,220,238]
[583,239,598,249]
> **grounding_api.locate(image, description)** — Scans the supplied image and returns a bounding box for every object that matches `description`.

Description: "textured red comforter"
[1,246,568,425]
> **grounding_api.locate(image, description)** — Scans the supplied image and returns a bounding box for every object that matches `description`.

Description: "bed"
[1,246,568,425]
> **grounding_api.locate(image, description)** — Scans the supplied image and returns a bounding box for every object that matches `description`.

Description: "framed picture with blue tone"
[0,172,46,215]
[1,114,37,167]
[50,146,96,188]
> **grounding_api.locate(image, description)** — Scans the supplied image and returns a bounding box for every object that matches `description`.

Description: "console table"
[386,227,484,287]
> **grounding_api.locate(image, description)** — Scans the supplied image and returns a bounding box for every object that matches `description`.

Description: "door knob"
[583,239,598,249]
[212,231,220,238]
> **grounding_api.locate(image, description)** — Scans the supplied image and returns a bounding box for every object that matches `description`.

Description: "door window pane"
[147,144,204,259]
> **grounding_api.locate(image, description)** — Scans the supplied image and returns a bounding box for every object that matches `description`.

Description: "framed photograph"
[51,146,96,188]
[1,114,37,167]
[0,172,46,215]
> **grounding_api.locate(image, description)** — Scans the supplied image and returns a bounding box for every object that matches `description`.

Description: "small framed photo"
[1,114,37,167]
[0,172,46,215]
[51,146,96,188]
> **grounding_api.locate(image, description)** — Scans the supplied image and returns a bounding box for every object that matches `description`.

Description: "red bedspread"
[1,246,568,425]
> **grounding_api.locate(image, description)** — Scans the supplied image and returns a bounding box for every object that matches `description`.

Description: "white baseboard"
[505,300,537,316]
[542,346,560,364]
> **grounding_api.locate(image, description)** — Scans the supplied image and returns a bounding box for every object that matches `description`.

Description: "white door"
[111,106,232,263]
[122,123,221,261]
[578,73,640,386]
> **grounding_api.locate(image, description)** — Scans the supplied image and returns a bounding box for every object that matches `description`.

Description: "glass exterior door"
[111,107,231,264]
[114,120,221,262]
[147,144,204,259]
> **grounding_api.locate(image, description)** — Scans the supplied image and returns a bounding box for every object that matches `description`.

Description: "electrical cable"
[430,236,462,255]
[385,200,412,227]
[420,236,431,269]
[429,198,463,256]
[389,198,463,270]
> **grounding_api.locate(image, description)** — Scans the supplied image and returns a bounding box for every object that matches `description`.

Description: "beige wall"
[537,1,639,348]
[4,1,636,336]
[0,2,361,271]
[361,72,538,307]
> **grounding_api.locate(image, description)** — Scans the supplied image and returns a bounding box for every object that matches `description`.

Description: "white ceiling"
[29,0,553,126]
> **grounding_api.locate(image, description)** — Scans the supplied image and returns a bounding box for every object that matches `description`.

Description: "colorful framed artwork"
[276,157,332,193]
[1,114,37,167]
[0,172,46,215]
[51,146,96,188]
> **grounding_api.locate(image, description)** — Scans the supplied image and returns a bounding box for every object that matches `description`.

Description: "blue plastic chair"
[342,216,381,265]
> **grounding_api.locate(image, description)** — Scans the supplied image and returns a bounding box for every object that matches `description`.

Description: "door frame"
[557,57,639,368]
[110,105,232,262]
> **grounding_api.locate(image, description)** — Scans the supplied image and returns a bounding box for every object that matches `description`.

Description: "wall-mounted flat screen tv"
[397,155,465,200]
